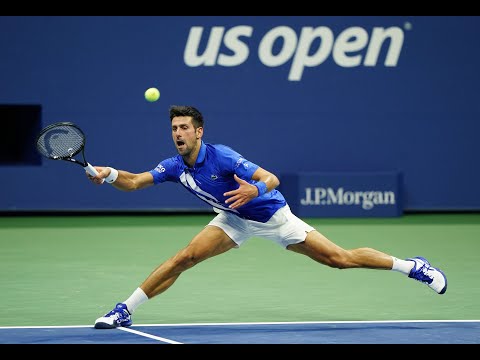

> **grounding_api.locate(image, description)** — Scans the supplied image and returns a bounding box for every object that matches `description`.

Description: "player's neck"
[183,156,196,168]
[183,141,201,168]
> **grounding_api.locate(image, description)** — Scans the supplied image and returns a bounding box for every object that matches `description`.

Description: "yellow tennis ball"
[145,87,160,102]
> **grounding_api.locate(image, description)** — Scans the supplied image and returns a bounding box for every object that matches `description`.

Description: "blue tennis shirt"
[149,141,286,222]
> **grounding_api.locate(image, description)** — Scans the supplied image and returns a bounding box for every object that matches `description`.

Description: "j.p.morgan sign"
[281,172,403,217]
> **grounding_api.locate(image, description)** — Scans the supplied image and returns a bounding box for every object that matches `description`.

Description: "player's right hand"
[86,166,109,185]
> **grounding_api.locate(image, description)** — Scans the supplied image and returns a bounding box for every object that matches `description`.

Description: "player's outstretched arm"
[87,166,154,191]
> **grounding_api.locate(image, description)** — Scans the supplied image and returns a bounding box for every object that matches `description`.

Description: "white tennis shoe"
[407,256,447,294]
[94,303,132,329]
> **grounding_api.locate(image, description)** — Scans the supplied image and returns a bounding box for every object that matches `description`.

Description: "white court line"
[128,319,480,327]
[1,319,479,329]
[0,325,94,329]
[118,326,183,344]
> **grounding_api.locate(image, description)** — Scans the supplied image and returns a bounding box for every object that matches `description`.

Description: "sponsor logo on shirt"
[235,157,245,168]
[155,164,166,173]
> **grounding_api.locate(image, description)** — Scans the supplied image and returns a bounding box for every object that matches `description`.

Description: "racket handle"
[84,163,105,184]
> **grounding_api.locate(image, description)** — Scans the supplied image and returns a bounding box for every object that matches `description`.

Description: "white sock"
[123,287,149,314]
[391,257,415,275]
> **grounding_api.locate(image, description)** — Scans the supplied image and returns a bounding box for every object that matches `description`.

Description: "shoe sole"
[94,321,133,329]
[436,268,447,295]
[94,322,116,329]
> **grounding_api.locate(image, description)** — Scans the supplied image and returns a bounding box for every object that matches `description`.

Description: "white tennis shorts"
[207,205,315,249]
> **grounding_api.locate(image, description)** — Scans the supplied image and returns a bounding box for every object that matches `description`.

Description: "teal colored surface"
[0,213,479,326]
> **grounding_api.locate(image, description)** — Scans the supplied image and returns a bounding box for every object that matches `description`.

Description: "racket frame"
[35,121,102,179]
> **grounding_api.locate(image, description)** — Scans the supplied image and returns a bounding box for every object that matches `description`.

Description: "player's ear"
[196,126,203,139]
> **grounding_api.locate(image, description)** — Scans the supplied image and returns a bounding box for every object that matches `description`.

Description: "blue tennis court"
[1,320,479,344]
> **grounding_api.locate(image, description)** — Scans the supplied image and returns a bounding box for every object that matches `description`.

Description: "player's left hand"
[224,174,258,209]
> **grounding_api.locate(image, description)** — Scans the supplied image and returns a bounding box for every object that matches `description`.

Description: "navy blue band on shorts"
[254,181,267,197]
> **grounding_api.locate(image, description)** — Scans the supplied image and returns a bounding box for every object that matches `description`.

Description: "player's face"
[171,116,202,156]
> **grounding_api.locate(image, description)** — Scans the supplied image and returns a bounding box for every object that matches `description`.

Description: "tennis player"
[87,105,447,329]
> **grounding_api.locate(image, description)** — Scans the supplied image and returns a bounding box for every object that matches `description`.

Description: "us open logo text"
[183,25,406,81]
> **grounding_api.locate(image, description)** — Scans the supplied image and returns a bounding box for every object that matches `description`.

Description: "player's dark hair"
[169,105,204,129]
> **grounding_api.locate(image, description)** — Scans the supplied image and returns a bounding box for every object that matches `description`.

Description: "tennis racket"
[35,121,103,182]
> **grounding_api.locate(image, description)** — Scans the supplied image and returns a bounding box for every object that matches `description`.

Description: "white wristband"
[105,167,119,183]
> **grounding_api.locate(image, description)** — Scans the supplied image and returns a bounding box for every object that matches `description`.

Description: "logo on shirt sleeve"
[235,157,249,170]
[155,164,166,173]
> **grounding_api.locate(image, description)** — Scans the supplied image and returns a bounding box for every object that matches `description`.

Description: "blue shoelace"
[412,264,433,284]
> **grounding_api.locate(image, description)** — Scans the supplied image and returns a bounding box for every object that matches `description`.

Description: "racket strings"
[36,125,85,159]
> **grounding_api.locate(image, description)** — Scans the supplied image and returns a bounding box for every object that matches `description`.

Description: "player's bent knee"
[325,253,351,269]
[173,249,201,270]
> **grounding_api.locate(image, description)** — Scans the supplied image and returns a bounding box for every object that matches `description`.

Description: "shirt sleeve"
[149,157,180,184]
[216,145,259,180]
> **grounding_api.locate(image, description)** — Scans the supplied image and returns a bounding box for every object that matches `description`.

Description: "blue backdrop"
[1,16,479,212]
